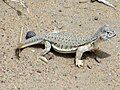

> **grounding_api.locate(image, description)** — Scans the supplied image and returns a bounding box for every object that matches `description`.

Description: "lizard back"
[44,31,96,50]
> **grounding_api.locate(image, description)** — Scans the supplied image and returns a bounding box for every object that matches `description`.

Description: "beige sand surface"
[0,0,120,90]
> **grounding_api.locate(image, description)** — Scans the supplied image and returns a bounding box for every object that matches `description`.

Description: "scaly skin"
[16,25,116,67]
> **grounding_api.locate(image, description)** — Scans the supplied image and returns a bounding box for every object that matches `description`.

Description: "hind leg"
[38,41,52,63]
[40,41,51,55]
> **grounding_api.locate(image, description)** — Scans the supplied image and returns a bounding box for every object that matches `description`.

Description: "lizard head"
[98,25,116,41]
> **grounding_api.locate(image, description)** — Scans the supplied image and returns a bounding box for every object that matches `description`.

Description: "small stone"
[26,31,36,39]
[94,16,98,21]
[1,81,5,83]
[74,76,77,79]
[58,10,62,12]
[2,35,4,37]
[31,49,35,52]
[36,70,41,73]
[91,0,96,2]
[18,87,20,90]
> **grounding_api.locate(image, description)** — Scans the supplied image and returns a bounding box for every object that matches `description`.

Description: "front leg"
[75,47,84,67]
[38,41,51,63]
[75,44,94,67]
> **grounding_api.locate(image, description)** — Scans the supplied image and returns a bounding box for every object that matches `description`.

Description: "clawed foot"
[76,59,84,67]
[39,56,48,63]
[44,53,54,60]
[38,53,54,63]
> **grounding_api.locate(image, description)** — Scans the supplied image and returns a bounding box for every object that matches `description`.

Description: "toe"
[39,56,48,63]
[76,60,84,67]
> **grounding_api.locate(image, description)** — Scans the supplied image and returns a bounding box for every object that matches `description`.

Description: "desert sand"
[0,0,120,90]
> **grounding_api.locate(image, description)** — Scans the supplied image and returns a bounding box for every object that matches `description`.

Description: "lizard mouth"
[100,33,116,41]
[109,33,116,39]
[113,33,116,37]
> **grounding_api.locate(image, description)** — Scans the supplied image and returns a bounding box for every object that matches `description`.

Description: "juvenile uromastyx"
[16,25,116,67]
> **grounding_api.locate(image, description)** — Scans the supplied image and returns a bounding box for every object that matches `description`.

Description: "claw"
[38,56,48,63]
[76,60,84,67]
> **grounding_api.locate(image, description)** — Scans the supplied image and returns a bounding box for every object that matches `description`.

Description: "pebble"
[31,49,35,52]
[25,31,36,39]
[94,16,98,21]
[91,0,96,2]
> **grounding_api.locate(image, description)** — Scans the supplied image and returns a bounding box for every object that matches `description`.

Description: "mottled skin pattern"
[17,25,116,67]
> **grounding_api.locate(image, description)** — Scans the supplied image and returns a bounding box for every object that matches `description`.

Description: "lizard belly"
[52,44,77,53]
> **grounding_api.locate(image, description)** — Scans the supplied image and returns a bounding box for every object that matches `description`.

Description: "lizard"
[16,25,116,67]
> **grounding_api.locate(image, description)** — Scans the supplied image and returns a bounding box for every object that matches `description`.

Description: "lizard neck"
[91,32,100,42]
[92,31,104,45]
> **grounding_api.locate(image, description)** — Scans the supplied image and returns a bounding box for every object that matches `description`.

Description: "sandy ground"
[0,0,120,90]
